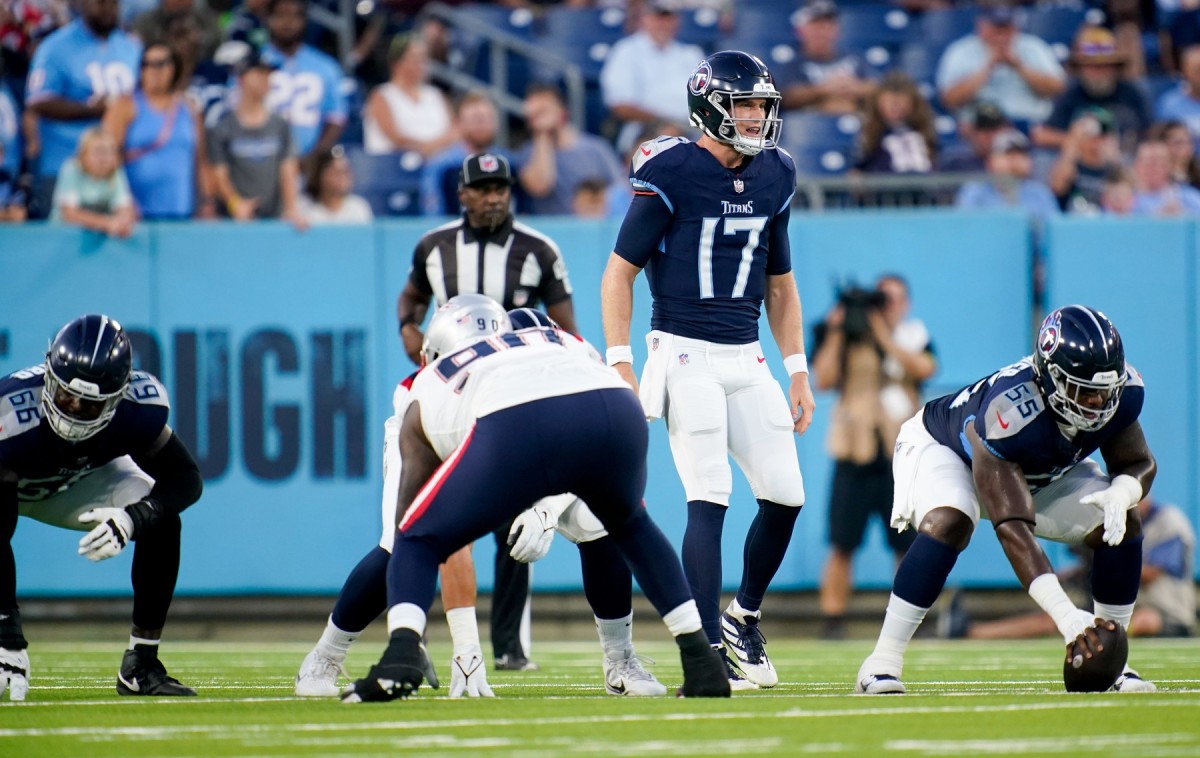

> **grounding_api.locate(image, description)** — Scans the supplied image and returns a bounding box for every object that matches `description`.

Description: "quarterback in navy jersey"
[601,50,815,690]
[857,305,1159,694]
[0,315,203,700]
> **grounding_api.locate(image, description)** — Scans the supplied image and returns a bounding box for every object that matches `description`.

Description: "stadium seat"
[1022,6,1089,47]
[838,5,912,49]
[783,112,861,150]
[912,7,977,52]
[345,148,424,217]
[540,6,626,47]
[898,43,941,87]
[721,7,795,64]
[788,145,853,176]
[676,7,724,53]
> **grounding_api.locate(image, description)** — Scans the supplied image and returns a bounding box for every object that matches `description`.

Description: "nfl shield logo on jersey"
[733,179,744,194]
[679,353,689,366]
[652,337,660,351]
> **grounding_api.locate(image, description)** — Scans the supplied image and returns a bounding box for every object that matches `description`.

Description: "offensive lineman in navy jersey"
[0,315,204,700]
[601,50,814,690]
[857,305,1158,694]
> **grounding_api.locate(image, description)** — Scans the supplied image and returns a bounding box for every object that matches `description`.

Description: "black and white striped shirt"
[407,215,572,309]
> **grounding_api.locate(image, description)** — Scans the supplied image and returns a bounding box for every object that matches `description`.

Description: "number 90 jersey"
[613,137,797,345]
[921,358,1145,491]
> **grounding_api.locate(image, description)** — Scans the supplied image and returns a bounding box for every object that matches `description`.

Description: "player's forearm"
[132,432,204,515]
[600,253,637,350]
[765,275,805,358]
[994,520,1055,587]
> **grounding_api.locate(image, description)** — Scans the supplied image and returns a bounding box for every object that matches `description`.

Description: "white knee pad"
[555,498,609,544]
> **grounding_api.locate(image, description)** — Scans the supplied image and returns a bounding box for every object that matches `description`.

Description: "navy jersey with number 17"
[921,358,1145,491]
[613,137,797,344]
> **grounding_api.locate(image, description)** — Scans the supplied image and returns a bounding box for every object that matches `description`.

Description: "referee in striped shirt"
[396,152,577,671]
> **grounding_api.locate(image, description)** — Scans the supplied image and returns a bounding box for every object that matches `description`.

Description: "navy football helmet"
[42,314,133,441]
[1034,305,1126,433]
[686,50,782,157]
[421,294,510,365]
[507,307,559,332]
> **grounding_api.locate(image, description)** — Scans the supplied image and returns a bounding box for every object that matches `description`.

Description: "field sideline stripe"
[2,697,1200,739]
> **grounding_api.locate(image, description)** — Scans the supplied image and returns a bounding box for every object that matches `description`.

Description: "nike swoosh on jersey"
[996,411,1010,430]
[640,147,651,155]
[756,357,766,363]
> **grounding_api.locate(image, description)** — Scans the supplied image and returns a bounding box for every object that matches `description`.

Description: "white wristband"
[1028,574,1082,642]
[783,353,808,375]
[606,346,633,366]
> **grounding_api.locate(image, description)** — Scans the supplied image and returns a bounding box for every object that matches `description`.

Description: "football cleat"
[295,649,347,697]
[855,673,906,695]
[603,650,667,696]
[677,642,731,698]
[1110,668,1157,693]
[0,648,29,701]
[720,611,777,688]
[341,631,439,704]
[117,647,197,696]
[719,646,759,691]
[494,653,540,671]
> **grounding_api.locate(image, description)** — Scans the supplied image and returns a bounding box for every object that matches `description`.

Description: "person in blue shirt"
[1155,44,1200,148]
[419,90,503,217]
[856,305,1158,695]
[24,0,141,218]
[262,0,346,168]
[0,79,19,177]
[955,128,1060,221]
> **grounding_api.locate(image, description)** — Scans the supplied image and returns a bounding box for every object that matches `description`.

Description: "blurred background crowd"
[5,0,1200,231]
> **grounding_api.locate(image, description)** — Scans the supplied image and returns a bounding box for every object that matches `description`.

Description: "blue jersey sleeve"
[321,60,347,125]
[766,203,792,276]
[613,191,673,268]
[26,35,68,103]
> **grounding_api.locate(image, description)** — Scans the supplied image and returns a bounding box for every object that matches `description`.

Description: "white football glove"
[1080,475,1142,547]
[448,647,494,698]
[508,504,558,563]
[1060,608,1098,647]
[0,648,29,701]
[78,507,135,561]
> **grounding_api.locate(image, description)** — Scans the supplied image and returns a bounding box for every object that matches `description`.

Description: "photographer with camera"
[811,274,937,639]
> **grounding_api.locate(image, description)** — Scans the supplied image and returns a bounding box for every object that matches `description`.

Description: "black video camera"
[836,284,888,342]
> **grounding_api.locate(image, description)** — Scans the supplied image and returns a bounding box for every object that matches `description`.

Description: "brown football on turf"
[1063,622,1128,693]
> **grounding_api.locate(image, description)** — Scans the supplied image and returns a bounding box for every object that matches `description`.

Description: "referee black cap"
[461,153,514,188]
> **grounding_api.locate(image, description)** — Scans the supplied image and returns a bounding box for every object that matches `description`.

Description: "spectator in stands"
[363,34,457,157]
[938,101,1007,172]
[166,12,229,129]
[0,139,27,220]
[299,145,373,224]
[600,0,704,153]
[955,127,1059,220]
[515,82,626,216]
[935,4,1065,126]
[206,49,305,228]
[1156,44,1200,147]
[778,0,875,115]
[1099,165,1136,215]
[1130,136,1200,215]
[855,72,936,174]
[50,126,136,235]
[263,0,346,168]
[1153,120,1200,189]
[1033,26,1150,156]
[225,0,270,51]
[0,0,70,92]
[24,0,142,219]
[1047,106,1122,214]
[132,0,219,62]
[101,43,209,220]
[571,177,611,219]
[420,90,502,216]
[0,73,19,177]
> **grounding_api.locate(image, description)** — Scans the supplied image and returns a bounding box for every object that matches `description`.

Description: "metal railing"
[794,172,994,212]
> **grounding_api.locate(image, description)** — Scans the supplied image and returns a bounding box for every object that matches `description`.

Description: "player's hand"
[0,648,29,701]
[1064,617,1117,664]
[1057,607,1100,647]
[789,373,816,436]
[1081,483,1137,546]
[508,504,556,563]
[448,646,494,698]
[613,363,639,395]
[77,507,134,561]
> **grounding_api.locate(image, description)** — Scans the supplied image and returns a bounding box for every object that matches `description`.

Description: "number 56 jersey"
[613,137,797,345]
[920,358,1145,491]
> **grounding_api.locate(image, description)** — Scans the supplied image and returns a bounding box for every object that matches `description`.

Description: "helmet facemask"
[40,363,126,442]
[697,87,782,157]
[1042,361,1125,433]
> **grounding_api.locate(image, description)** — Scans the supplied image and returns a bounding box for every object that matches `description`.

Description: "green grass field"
[2,638,1199,757]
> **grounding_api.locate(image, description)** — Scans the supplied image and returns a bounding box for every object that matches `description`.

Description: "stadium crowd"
[5,0,1200,229]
